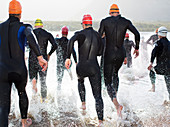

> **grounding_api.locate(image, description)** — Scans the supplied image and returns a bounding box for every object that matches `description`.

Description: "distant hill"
[1,20,170,32]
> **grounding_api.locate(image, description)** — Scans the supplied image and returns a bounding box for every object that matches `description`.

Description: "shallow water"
[9,32,170,127]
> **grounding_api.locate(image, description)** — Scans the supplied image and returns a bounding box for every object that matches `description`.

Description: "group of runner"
[0,0,169,127]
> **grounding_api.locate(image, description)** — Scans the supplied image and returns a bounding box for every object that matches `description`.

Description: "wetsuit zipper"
[8,22,12,58]
[87,30,93,60]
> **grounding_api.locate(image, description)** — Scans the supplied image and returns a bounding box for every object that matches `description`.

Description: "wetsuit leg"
[39,70,47,99]
[100,56,105,85]
[149,70,156,85]
[78,78,85,102]
[0,82,11,127]
[104,63,116,99]
[89,73,103,121]
[28,58,38,81]
[127,56,132,68]
[57,61,64,85]
[164,75,170,99]
[9,72,28,119]
[104,58,123,100]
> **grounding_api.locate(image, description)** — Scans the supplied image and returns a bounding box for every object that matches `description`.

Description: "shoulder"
[22,22,32,28]
[119,15,132,24]
[101,16,112,23]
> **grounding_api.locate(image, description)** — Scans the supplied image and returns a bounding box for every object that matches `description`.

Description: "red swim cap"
[62,26,68,35]
[125,33,129,38]
[82,14,92,25]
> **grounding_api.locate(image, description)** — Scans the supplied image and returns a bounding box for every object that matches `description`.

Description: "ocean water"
[9,32,170,127]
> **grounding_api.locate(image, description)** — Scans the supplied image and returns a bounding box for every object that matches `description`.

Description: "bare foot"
[116,105,123,118]
[22,118,32,127]
[80,102,86,110]
[149,85,155,92]
[98,120,103,127]
[149,88,155,92]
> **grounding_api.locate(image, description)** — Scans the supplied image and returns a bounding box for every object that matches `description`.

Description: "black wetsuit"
[146,34,158,45]
[28,28,57,99]
[99,15,140,99]
[0,16,41,126]
[55,37,77,85]
[124,39,135,67]
[149,37,170,98]
[67,27,104,121]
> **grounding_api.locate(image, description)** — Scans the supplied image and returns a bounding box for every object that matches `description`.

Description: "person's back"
[56,36,69,61]
[124,39,135,57]
[0,16,26,72]
[65,14,104,126]
[69,27,103,63]
[148,26,170,98]
[0,1,48,126]
[98,4,140,118]
[153,37,170,75]
[146,29,159,45]
[99,15,140,60]
[28,19,56,102]
[30,27,56,60]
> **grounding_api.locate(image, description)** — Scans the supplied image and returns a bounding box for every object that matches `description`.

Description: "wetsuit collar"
[9,16,20,22]
[111,14,121,20]
[85,27,93,30]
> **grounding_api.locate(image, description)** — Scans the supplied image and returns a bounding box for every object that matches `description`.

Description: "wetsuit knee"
[0,106,9,127]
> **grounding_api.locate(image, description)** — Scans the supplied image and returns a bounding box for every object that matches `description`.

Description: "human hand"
[147,63,153,71]
[37,56,48,71]
[65,58,71,69]
[133,49,139,58]
[124,57,127,64]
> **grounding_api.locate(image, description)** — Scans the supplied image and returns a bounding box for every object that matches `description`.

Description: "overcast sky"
[0,0,170,22]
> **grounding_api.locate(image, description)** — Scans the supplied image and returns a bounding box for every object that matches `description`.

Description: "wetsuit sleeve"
[151,41,163,63]
[146,35,153,45]
[98,20,105,36]
[127,22,140,50]
[48,33,58,56]
[67,34,78,59]
[98,34,104,56]
[24,26,41,56]
[151,46,157,63]
[72,48,77,63]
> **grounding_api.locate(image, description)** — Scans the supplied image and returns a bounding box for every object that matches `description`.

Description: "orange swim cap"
[109,4,119,14]
[9,0,22,14]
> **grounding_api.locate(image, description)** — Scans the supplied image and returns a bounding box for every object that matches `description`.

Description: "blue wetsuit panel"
[18,26,26,52]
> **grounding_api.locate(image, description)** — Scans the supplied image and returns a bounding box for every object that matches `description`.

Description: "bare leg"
[113,98,123,118]
[80,102,86,110]
[98,120,103,127]
[149,84,155,92]
[32,78,37,93]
